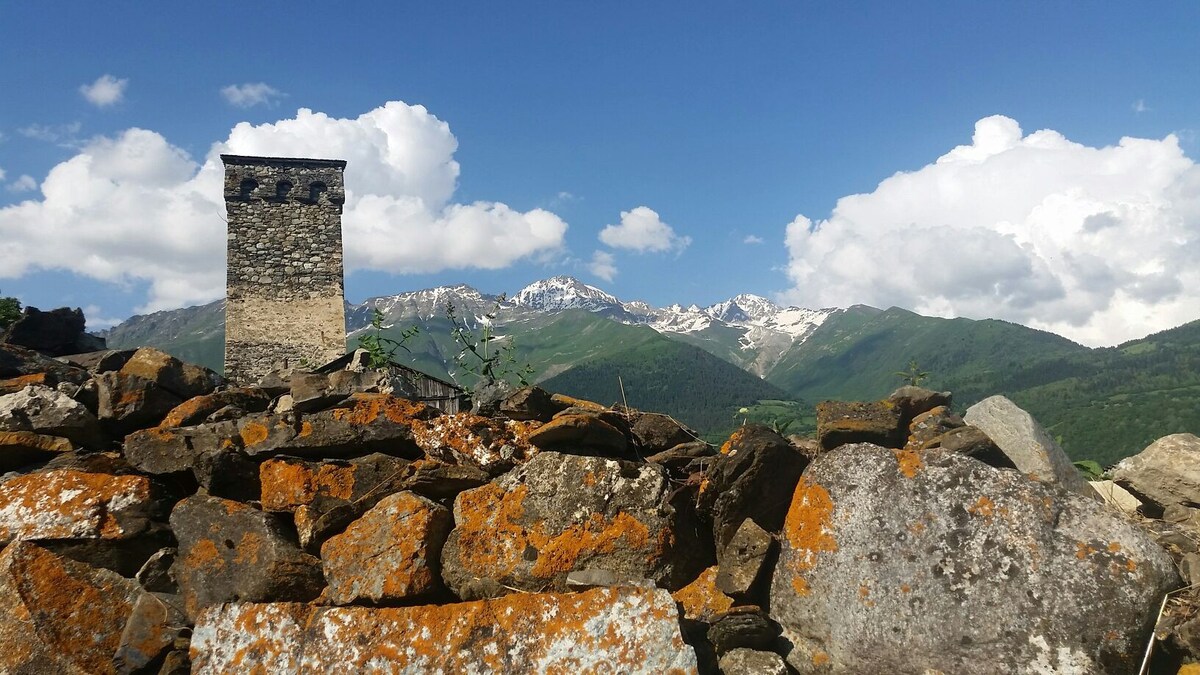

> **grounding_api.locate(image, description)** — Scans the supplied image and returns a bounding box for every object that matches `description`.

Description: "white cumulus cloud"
[599,206,691,253]
[588,250,617,282]
[79,75,128,107]
[6,175,36,193]
[781,114,1200,347]
[221,83,285,108]
[0,102,568,313]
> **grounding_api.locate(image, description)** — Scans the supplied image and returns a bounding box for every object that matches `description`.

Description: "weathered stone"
[816,399,905,450]
[390,458,490,500]
[1182,553,1200,586]
[295,496,361,553]
[469,379,514,416]
[0,383,107,448]
[672,566,735,623]
[500,385,564,421]
[716,517,775,600]
[0,429,74,469]
[321,491,451,605]
[158,386,271,428]
[38,449,134,474]
[904,404,964,450]
[190,586,698,673]
[1091,479,1143,514]
[136,547,178,593]
[1,306,95,356]
[0,370,60,395]
[1113,433,1200,511]
[964,395,1093,497]
[646,440,717,471]
[702,425,809,552]
[527,412,628,456]
[192,444,262,501]
[114,591,188,674]
[632,412,698,454]
[96,371,184,435]
[39,526,175,577]
[442,451,702,598]
[123,421,238,475]
[235,394,434,459]
[1,342,91,380]
[565,567,655,590]
[887,385,953,426]
[769,443,1180,674]
[706,606,780,654]
[0,469,157,543]
[0,541,142,675]
[289,371,349,412]
[718,648,789,675]
[60,348,136,373]
[928,424,1016,469]
[259,452,410,512]
[120,346,220,400]
[412,412,538,473]
[170,494,324,619]
[550,392,608,411]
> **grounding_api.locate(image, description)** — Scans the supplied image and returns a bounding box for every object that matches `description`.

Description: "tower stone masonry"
[222,154,348,383]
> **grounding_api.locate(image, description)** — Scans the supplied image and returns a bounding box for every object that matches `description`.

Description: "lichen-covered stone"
[0,541,141,675]
[96,371,184,435]
[1113,433,1200,510]
[441,451,701,598]
[632,412,698,453]
[672,565,735,623]
[0,383,106,449]
[0,429,74,469]
[235,394,434,459]
[158,387,271,428]
[527,412,628,455]
[114,591,188,673]
[964,394,1093,497]
[170,494,324,620]
[887,386,952,427]
[0,469,156,544]
[706,606,780,654]
[769,443,1180,674]
[321,491,451,605]
[412,411,538,473]
[259,452,409,512]
[500,385,564,421]
[190,586,698,673]
[928,424,1015,469]
[815,399,905,450]
[119,346,221,400]
[719,648,789,675]
[716,517,775,600]
[904,405,964,451]
[123,421,237,475]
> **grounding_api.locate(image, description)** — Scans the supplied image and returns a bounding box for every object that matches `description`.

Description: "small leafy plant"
[1073,459,1107,481]
[357,308,419,369]
[894,359,929,387]
[446,295,533,387]
[0,290,21,330]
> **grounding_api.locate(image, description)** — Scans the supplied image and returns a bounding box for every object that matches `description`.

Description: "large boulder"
[964,395,1093,497]
[0,469,159,544]
[0,429,74,470]
[235,394,435,459]
[158,387,271,428]
[815,400,905,450]
[769,443,1179,674]
[1112,433,1200,511]
[95,371,184,435]
[119,346,221,400]
[0,342,90,380]
[0,541,142,675]
[320,490,452,605]
[0,383,107,449]
[441,451,703,598]
[190,586,697,673]
[1,306,97,356]
[122,421,238,475]
[169,495,324,619]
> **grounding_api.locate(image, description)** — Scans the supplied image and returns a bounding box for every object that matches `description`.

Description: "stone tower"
[221,154,347,383]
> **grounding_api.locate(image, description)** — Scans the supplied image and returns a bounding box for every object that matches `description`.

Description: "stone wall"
[222,155,347,383]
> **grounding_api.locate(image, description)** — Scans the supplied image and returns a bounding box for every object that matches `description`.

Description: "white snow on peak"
[513,276,622,312]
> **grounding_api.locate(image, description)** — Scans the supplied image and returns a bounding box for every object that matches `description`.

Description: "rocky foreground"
[2,338,1200,673]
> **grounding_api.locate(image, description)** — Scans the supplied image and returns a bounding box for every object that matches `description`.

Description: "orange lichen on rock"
[0,469,152,542]
[530,511,651,578]
[239,421,270,447]
[259,458,356,512]
[1076,542,1098,560]
[967,496,996,519]
[672,566,734,621]
[159,396,211,428]
[332,394,429,426]
[719,426,750,455]
[412,412,534,468]
[893,448,924,478]
[781,478,838,597]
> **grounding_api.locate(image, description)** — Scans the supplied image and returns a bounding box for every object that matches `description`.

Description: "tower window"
[275,180,293,201]
[239,178,258,200]
[307,181,327,203]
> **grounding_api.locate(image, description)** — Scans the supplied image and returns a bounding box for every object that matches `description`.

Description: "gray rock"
[136,547,178,593]
[114,591,189,674]
[1,306,93,356]
[816,400,905,450]
[499,385,564,422]
[769,443,1180,674]
[631,412,698,454]
[707,606,780,654]
[1112,433,1200,511]
[170,495,324,620]
[59,348,136,373]
[887,385,953,426]
[931,424,1016,469]
[122,421,238,475]
[0,383,107,449]
[441,451,704,598]
[95,371,184,435]
[716,518,775,600]
[119,346,221,400]
[718,648,789,675]
[964,395,1092,497]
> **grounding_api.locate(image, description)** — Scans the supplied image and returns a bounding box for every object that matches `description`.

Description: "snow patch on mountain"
[513,276,622,313]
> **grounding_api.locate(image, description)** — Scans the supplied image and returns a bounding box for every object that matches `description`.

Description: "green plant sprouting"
[894,359,929,387]
[446,295,534,387]
[357,307,419,369]
[0,290,21,330]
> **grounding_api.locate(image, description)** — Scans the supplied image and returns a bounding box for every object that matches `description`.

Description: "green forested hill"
[540,338,798,441]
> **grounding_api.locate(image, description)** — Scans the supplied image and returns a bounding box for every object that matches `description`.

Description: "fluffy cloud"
[6,175,36,193]
[79,75,128,107]
[588,250,617,282]
[0,102,568,312]
[221,83,285,108]
[781,115,1200,347]
[599,206,690,253]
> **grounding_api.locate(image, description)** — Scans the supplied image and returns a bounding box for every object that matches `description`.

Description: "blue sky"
[0,2,1197,346]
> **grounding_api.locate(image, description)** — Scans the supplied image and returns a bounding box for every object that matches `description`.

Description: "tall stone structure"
[222,155,347,383]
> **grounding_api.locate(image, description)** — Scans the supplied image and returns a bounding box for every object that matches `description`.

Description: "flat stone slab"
[191,586,698,674]
[0,469,156,543]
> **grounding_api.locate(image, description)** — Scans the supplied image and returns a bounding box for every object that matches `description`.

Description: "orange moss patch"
[159,396,211,428]
[332,395,429,426]
[239,421,270,447]
[893,449,923,478]
[719,426,750,456]
[1076,542,1098,560]
[782,478,838,597]
[671,566,733,621]
[259,459,356,511]
[967,496,996,519]
[812,651,831,667]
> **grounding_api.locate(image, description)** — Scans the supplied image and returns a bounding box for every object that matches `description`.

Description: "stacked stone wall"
[222,156,348,383]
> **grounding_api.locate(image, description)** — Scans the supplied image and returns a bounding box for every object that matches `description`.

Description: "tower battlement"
[222,154,347,383]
